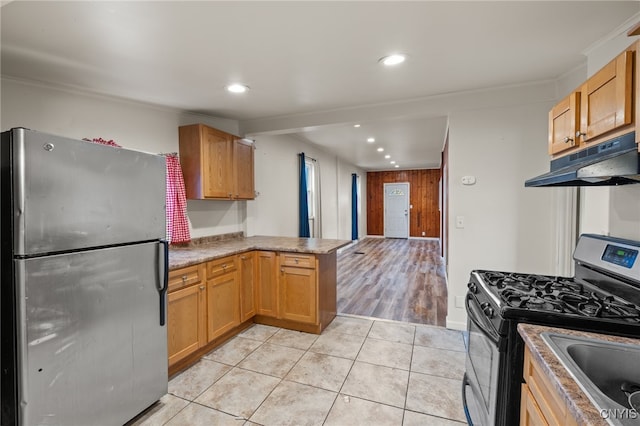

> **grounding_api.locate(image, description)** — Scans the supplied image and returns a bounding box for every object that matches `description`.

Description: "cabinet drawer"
[168,264,204,292]
[280,253,316,269]
[207,255,237,278]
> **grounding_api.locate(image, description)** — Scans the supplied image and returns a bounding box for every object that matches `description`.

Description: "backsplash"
[170,232,244,248]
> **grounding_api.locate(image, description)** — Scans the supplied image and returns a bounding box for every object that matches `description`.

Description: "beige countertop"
[169,234,352,270]
[518,323,640,426]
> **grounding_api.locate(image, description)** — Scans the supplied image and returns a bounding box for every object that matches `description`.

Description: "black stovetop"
[476,270,640,323]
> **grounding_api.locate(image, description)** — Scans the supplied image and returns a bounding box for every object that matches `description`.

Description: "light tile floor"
[130,315,468,426]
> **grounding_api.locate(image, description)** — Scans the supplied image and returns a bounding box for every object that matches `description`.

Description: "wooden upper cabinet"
[579,49,634,143]
[178,123,255,200]
[234,139,255,200]
[548,92,580,155]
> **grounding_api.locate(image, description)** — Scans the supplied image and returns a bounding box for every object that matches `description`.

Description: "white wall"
[446,99,559,329]
[1,77,245,239]
[246,133,366,240]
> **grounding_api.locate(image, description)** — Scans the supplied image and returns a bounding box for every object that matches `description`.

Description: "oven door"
[463,293,502,426]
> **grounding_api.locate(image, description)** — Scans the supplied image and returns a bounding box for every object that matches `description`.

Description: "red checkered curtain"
[164,154,191,244]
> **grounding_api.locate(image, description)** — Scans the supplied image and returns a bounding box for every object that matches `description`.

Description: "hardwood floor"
[337,237,448,326]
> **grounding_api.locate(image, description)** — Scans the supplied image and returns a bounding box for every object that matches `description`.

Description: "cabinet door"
[548,92,580,155]
[580,50,634,142]
[520,384,549,426]
[206,271,240,341]
[256,251,278,317]
[239,252,256,322]
[202,126,234,198]
[168,283,207,366]
[279,266,317,324]
[234,139,255,199]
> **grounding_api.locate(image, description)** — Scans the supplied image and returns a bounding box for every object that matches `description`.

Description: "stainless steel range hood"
[525,132,640,187]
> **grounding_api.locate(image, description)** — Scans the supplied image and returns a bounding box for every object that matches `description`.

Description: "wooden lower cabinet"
[520,345,578,426]
[167,265,207,367]
[206,269,240,341]
[279,265,317,324]
[256,251,278,317]
[168,249,338,374]
[239,252,256,322]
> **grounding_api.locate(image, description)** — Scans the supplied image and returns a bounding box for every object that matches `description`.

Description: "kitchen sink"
[541,332,640,425]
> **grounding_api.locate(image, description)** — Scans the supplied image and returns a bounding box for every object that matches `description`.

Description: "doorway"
[383,182,409,238]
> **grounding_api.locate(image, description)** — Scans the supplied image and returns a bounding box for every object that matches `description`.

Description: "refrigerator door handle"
[158,240,169,326]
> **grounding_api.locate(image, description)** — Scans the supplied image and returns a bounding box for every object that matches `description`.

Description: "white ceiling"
[1,1,639,170]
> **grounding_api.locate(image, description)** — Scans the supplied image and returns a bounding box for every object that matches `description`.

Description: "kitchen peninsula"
[167,233,351,376]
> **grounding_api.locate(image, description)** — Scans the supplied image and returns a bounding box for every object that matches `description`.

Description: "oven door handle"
[466,293,500,345]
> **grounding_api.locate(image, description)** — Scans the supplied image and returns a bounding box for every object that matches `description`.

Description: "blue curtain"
[299,153,311,238]
[351,173,358,240]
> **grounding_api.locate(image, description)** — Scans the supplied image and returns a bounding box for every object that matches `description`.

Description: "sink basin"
[541,332,640,425]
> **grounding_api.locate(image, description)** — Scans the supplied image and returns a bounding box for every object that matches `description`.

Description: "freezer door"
[10,128,166,255]
[14,242,167,426]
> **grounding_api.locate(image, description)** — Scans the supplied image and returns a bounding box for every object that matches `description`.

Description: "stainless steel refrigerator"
[1,128,168,425]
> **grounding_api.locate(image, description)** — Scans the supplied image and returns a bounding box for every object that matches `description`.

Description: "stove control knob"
[481,303,494,318]
[467,282,478,294]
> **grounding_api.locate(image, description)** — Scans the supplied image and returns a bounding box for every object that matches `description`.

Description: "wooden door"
[168,283,206,366]
[279,266,317,324]
[256,251,278,317]
[548,92,580,155]
[206,271,240,341]
[579,50,634,142]
[239,252,256,322]
[202,126,234,198]
[234,139,255,199]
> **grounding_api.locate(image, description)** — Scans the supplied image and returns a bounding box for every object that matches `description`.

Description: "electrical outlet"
[456,216,465,228]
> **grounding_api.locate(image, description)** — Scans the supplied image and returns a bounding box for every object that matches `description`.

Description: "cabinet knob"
[181,275,187,282]
[240,256,246,260]
[575,131,586,138]
[280,268,284,273]
[228,193,233,198]
[563,136,574,144]
[222,264,227,269]
[294,258,299,264]
[199,285,205,290]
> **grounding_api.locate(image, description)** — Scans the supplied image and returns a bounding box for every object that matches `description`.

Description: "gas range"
[462,234,640,426]
[472,269,640,322]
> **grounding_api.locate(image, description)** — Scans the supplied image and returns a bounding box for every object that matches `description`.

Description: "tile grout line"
[320,318,374,425]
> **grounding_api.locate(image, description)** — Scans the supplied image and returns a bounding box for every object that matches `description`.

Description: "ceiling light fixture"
[390,161,396,164]
[379,54,406,66]
[226,83,250,93]
[367,137,375,143]
[395,165,400,168]
[377,147,384,152]
[354,124,361,128]
[384,155,390,159]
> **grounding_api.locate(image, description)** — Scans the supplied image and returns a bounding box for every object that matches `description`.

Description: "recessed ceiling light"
[226,83,250,93]
[390,161,396,164]
[354,124,361,128]
[367,137,375,143]
[379,54,406,66]
[394,164,400,168]
[384,155,390,159]
[377,147,384,152]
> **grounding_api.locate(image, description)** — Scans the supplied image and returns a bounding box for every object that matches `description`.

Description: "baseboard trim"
[446,318,467,331]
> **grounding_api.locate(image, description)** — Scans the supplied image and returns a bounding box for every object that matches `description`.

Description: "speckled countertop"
[169,233,352,270]
[518,323,640,426]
